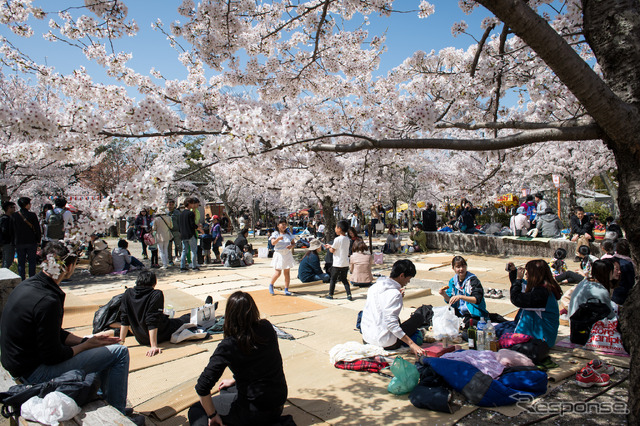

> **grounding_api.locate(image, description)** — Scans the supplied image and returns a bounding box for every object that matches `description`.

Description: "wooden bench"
[0,366,136,425]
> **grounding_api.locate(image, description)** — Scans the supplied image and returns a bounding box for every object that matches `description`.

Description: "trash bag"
[431,306,461,339]
[21,392,81,425]
[387,357,420,395]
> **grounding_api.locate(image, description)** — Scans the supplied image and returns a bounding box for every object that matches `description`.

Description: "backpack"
[569,298,611,345]
[228,249,242,267]
[92,294,123,334]
[47,211,65,240]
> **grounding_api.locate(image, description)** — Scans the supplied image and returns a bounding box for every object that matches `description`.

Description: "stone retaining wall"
[0,268,21,317]
[424,232,601,258]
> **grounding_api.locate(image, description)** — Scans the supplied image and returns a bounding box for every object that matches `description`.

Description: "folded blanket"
[329,341,389,364]
[334,356,390,373]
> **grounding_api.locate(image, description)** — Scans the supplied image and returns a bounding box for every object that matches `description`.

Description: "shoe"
[269,284,275,295]
[180,268,188,272]
[284,289,293,296]
[587,359,615,376]
[160,265,168,270]
[192,266,200,271]
[576,367,610,387]
[168,262,175,266]
[205,295,213,305]
[142,255,149,260]
[324,295,333,300]
[125,407,134,416]
[347,295,353,301]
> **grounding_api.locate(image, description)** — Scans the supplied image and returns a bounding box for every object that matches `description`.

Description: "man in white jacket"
[361,260,432,357]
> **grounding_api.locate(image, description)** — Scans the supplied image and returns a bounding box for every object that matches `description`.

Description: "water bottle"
[476,317,487,350]
[484,321,497,351]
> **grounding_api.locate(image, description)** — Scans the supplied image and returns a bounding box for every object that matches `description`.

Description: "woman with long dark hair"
[569,260,618,320]
[134,208,151,260]
[508,259,562,346]
[189,291,287,426]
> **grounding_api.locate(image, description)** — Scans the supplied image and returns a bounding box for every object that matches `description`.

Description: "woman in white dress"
[269,219,295,296]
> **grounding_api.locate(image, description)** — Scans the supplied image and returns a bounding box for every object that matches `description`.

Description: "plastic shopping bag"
[21,392,81,425]
[387,357,419,395]
[431,306,461,340]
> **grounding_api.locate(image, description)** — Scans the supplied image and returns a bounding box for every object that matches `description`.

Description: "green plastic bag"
[387,356,419,395]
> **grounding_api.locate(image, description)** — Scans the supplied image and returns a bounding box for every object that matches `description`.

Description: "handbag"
[143,232,156,246]
[569,298,611,345]
[190,304,216,328]
[373,252,384,265]
[375,222,384,232]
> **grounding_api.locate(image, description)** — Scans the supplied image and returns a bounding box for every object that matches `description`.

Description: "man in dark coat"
[11,197,41,280]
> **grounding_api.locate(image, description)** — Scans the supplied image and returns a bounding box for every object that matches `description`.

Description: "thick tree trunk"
[600,172,620,218]
[564,174,578,210]
[321,196,337,243]
[614,147,640,423]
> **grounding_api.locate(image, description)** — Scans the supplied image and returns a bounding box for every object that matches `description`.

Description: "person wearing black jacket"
[233,228,251,253]
[179,197,202,271]
[0,241,131,415]
[421,203,437,232]
[119,270,193,356]
[570,206,594,260]
[461,202,481,234]
[0,201,16,268]
[189,291,287,426]
[11,197,41,280]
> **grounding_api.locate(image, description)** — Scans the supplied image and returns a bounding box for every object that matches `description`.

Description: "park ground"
[45,233,630,425]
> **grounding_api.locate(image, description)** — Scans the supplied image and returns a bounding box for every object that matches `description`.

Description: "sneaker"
[180,268,188,272]
[587,359,615,376]
[576,367,610,387]
[347,295,353,301]
[192,266,200,271]
[324,295,334,300]
[269,284,275,295]
[284,289,293,296]
[495,289,505,299]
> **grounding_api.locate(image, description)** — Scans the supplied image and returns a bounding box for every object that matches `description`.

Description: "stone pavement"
[56,234,628,425]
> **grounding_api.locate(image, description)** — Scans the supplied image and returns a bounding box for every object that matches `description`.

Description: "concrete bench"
[0,365,135,425]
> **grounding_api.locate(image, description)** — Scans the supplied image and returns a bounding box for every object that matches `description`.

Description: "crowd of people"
[0,192,634,424]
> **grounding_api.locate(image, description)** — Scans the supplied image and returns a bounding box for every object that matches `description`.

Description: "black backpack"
[569,298,612,345]
[228,249,242,267]
[92,293,123,334]
[0,370,100,419]
[46,211,65,240]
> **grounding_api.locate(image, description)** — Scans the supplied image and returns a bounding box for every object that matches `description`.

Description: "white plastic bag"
[190,304,216,328]
[431,306,461,339]
[21,391,81,425]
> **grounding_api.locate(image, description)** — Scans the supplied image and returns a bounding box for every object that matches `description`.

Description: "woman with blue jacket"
[508,260,562,346]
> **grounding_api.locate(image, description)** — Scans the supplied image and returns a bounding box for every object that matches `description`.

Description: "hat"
[212,215,219,220]
[305,239,323,251]
[516,207,525,215]
[94,240,108,251]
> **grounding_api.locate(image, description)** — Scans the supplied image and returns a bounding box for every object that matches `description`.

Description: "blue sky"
[2,1,493,97]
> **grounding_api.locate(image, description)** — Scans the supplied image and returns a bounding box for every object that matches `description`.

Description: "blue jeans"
[2,243,15,269]
[314,273,330,283]
[24,344,129,414]
[181,236,198,269]
[124,256,144,271]
[15,244,37,280]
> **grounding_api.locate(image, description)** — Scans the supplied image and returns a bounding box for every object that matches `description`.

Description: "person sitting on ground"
[600,240,616,260]
[0,241,135,419]
[534,208,563,238]
[119,270,195,357]
[605,216,623,241]
[550,247,583,284]
[361,260,430,357]
[570,206,594,261]
[505,260,562,346]
[349,240,373,287]
[189,291,288,426]
[569,260,619,321]
[611,239,635,305]
[112,239,144,272]
[409,222,427,252]
[383,224,402,254]
[242,245,254,266]
[439,256,487,324]
[510,206,530,237]
[221,240,244,267]
[89,239,114,275]
[297,239,330,283]
[234,228,252,255]
[347,226,362,255]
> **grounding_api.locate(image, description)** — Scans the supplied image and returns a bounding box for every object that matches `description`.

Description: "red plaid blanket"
[334,356,390,373]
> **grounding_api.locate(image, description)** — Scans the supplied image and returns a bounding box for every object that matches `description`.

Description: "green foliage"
[583,201,612,222]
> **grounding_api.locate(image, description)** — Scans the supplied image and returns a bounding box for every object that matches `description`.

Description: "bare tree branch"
[435,118,595,130]
[470,23,497,77]
[309,125,603,153]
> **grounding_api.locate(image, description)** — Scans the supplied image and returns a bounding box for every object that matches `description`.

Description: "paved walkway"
[59,234,628,425]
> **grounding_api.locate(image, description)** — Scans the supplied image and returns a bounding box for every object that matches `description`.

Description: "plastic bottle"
[467,319,477,350]
[476,317,486,350]
[484,321,497,351]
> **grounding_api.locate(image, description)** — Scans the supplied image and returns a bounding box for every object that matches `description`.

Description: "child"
[439,256,487,324]
[242,244,254,266]
[324,220,352,300]
[200,231,213,264]
[550,247,582,284]
[268,219,295,296]
[349,240,373,287]
[148,223,159,268]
